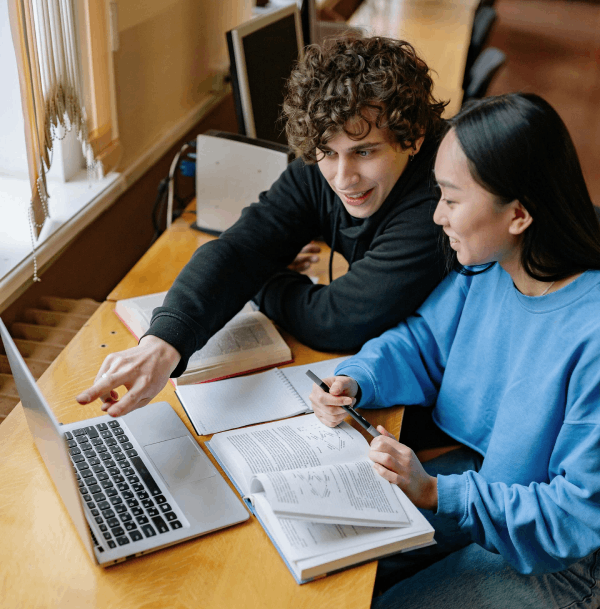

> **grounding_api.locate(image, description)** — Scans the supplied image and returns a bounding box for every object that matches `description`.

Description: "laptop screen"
[0,318,96,562]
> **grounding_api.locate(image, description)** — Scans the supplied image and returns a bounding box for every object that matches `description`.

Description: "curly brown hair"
[283,34,447,163]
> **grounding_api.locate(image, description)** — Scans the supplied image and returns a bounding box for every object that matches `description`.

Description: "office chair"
[463,6,498,80]
[463,47,506,102]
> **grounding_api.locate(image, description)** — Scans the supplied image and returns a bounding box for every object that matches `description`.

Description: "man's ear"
[508,200,533,235]
[412,135,425,155]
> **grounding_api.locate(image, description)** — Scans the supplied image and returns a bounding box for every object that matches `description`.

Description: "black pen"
[306,369,380,437]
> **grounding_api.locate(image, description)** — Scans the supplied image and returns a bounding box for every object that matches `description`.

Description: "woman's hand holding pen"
[75,335,181,417]
[369,427,439,511]
[309,376,438,510]
[309,375,358,427]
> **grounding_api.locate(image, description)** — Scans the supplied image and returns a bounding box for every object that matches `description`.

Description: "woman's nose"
[433,199,447,226]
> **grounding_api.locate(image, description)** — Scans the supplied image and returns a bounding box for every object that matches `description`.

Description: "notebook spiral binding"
[274,369,307,407]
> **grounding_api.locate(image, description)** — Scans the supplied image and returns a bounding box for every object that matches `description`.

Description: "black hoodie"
[146,136,446,377]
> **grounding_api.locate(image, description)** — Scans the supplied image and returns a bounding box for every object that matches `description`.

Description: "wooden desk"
[0,211,403,609]
[348,0,479,116]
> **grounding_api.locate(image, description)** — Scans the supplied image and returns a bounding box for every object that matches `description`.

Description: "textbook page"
[249,459,409,526]
[115,292,257,355]
[186,308,286,370]
[208,414,370,496]
[252,485,432,564]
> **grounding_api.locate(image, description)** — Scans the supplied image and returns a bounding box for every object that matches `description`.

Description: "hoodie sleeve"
[144,159,323,376]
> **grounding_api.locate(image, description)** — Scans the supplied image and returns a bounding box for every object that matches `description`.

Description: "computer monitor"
[226,4,304,145]
[300,0,317,46]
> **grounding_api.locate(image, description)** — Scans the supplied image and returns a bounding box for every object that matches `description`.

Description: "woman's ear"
[508,200,533,235]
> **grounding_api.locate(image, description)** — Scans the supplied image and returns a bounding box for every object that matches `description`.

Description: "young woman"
[309,93,600,608]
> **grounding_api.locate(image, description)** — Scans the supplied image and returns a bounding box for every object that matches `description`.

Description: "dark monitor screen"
[300,0,316,47]
[227,5,303,146]
[242,15,299,144]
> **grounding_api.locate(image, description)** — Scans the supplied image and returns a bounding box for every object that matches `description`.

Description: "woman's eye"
[438,192,455,206]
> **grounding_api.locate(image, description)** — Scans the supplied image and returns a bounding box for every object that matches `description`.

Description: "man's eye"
[356,150,371,157]
[317,149,334,159]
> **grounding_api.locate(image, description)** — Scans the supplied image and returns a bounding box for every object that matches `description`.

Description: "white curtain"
[32,0,98,178]
[9,0,121,280]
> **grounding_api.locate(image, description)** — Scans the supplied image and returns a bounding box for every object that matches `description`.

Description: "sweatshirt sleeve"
[335,271,470,408]
[144,160,323,376]
[254,194,445,352]
[437,347,600,575]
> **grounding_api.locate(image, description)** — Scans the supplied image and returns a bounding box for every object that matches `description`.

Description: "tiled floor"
[486,0,600,205]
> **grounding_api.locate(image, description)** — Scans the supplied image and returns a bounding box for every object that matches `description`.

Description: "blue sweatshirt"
[335,264,600,575]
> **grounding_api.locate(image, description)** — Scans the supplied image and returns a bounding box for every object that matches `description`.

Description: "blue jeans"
[373,447,600,609]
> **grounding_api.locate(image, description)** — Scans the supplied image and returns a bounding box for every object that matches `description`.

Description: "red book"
[115,291,292,386]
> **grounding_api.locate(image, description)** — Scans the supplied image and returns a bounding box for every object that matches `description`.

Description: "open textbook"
[207,414,435,583]
[114,291,292,385]
[175,356,350,435]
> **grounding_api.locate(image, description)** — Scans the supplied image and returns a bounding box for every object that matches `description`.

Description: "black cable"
[152,138,198,242]
[151,178,169,243]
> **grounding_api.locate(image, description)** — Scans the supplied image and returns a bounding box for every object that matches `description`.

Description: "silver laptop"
[0,318,249,567]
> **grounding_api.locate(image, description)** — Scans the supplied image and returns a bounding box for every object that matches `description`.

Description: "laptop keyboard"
[65,419,183,552]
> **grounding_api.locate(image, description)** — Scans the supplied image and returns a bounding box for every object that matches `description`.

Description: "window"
[2,0,122,307]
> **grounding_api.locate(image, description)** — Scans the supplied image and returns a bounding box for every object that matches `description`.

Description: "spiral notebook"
[174,357,350,435]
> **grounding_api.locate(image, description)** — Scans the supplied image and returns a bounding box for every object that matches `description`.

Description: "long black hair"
[442,93,600,280]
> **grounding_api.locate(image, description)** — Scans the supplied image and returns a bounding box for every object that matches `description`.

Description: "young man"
[77,35,447,416]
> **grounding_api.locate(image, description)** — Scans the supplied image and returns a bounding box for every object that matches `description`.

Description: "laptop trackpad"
[144,436,216,489]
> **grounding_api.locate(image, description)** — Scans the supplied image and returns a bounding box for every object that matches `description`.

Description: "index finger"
[76,371,121,405]
[370,428,402,452]
[377,425,396,439]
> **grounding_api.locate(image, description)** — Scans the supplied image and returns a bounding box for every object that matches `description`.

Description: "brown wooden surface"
[1,212,404,609]
[348,0,479,117]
